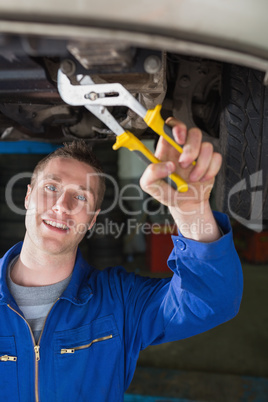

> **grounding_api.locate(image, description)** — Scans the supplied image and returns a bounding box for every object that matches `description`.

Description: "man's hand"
[139,118,223,242]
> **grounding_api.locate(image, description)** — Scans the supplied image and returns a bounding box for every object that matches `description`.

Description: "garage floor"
[124,260,268,401]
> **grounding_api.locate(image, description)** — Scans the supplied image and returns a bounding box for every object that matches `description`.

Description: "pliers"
[57,69,192,192]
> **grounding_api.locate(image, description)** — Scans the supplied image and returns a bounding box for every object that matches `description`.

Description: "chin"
[37,237,73,255]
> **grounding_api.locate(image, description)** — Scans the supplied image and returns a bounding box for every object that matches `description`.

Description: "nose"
[51,191,72,215]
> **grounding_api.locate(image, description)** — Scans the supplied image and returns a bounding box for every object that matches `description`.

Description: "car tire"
[215,64,268,230]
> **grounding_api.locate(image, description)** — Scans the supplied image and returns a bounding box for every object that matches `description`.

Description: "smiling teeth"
[44,220,68,230]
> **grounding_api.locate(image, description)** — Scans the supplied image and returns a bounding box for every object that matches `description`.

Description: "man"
[0,119,243,402]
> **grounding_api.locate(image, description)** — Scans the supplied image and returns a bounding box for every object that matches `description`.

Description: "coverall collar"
[0,242,94,308]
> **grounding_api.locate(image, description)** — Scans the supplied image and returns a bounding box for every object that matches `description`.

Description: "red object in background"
[233,223,268,264]
[146,224,177,272]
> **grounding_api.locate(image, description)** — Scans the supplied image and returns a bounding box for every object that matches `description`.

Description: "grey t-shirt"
[7,257,72,343]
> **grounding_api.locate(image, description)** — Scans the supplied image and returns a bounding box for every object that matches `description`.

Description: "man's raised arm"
[139,118,222,242]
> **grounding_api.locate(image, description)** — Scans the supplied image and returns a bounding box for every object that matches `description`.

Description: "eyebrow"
[42,174,96,200]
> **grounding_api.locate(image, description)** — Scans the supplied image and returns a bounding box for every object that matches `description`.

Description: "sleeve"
[121,212,243,362]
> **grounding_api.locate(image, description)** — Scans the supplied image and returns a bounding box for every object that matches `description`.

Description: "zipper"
[61,334,113,354]
[8,298,60,402]
[0,354,17,362]
[34,346,40,361]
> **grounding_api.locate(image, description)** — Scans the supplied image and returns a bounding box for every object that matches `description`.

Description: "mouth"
[43,220,69,232]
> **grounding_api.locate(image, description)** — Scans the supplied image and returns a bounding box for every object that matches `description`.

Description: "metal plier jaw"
[57,69,192,192]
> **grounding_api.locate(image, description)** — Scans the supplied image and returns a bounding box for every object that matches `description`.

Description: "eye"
[45,184,57,192]
[76,194,87,201]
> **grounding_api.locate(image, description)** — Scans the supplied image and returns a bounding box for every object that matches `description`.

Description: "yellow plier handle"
[144,104,196,166]
[113,131,188,192]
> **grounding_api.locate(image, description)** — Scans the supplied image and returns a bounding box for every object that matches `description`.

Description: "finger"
[200,152,222,182]
[139,161,176,203]
[154,136,172,161]
[189,142,214,182]
[179,128,202,168]
[155,119,187,161]
[165,117,187,145]
[140,160,175,188]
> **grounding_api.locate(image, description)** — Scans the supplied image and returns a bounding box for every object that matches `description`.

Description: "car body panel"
[0,0,267,60]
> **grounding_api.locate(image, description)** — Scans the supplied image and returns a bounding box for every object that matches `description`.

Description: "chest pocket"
[54,315,121,402]
[0,336,20,400]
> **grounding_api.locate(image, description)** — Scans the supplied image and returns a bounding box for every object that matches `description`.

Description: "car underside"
[0,0,267,230]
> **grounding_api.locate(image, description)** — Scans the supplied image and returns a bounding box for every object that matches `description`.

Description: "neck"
[11,239,77,287]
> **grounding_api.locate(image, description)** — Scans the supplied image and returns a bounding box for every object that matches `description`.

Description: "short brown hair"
[31,141,106,210]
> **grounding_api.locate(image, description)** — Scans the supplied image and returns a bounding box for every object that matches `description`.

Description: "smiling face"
[24,157,100,256]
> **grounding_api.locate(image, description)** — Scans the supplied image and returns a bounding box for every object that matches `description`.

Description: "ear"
[88,209,100,231]
[24,184,32,210]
